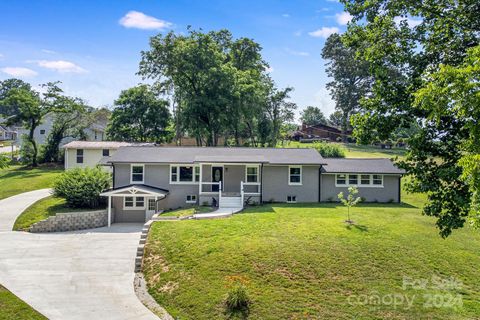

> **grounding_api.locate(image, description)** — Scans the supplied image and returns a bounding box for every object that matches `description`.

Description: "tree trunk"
[29,126,38,167]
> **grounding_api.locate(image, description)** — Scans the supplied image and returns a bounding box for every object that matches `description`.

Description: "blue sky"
[0,0,353,118]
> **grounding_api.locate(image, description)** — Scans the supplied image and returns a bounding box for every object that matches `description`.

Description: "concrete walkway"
[0,191,159,320]
[193,207,242,219]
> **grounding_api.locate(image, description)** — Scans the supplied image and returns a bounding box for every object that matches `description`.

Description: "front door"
[211,166,223,192]
[145,198,156,221]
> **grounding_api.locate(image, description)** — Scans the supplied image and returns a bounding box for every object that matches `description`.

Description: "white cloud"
[34,60,87,73]
[41,49,57,54]
[285,48,310,57]
[119,11,172,30]
[265,66,274,73]
[308,27,339,38]
[1,67,38,78]
[394,16,422,28]
[335,12,353,25]
[282,13,290,18]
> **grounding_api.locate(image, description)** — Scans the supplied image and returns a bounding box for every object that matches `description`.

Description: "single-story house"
[62,141,153,170]
[97,146,405,224]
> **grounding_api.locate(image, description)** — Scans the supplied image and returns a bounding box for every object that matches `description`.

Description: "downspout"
[260,163,264,204]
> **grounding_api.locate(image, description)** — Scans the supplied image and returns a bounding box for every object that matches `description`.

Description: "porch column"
[107,196,111,227]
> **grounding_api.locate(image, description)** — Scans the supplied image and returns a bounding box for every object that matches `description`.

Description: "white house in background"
[62,141,154,170]
[0,124,17,141]
[16,113,107,146]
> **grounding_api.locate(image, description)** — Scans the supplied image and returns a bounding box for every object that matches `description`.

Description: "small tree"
[338,186,362,224]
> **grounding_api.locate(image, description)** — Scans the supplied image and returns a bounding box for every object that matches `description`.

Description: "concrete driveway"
[0,191,158,320]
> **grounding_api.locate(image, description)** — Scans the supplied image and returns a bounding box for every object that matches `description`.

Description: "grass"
[0,165,63,200]
[162,206,214,218]
[279,140,406,159]
[0,285,47,320]
[13,195,104,231]
[143,191,480,320]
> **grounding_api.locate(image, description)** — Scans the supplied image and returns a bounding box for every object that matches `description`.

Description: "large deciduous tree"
[106,84,171,143]
[321,33,371,141]
[340,0,480,236]
[0,78,32,116]
[300,106,328,126]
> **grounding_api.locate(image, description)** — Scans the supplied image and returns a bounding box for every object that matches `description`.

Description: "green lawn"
[13,195,105,231]
[0,165,63,200]
[161,206,214,218]
[0,285,46,320]
[280,141,406,159]
[143,191,480,319]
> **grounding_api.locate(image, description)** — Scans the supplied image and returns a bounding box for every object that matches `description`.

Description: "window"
[373,174,383,185]
[186,195,197,203]
[40,129,45,135]
[148,199,156,211]
[348,174,358,185]
[94,132,98,140]
[246,166,259,183]
[336,174,346,185]
[360,174,371,185]
[131,165,144,183]
[124,196,145,209]
[170,165,199,183]
[289,166,302,185]
[287,195,297,203]
[76,149,84,164]
[102,149,109,157]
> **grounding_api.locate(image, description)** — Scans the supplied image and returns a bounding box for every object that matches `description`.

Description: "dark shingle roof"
[108,146,325,165]
[321,158,405,174]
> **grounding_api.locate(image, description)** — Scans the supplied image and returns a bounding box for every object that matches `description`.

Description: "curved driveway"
[0,190,158,320]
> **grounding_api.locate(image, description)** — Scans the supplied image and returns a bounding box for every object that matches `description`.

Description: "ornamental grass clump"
[224,276,251,314]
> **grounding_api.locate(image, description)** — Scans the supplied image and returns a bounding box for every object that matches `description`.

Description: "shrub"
[19,136,35,165]
[53,167,110,208]
[313,142,346,158]
[225,282,250,313]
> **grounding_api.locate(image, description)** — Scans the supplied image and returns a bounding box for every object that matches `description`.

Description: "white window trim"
[245,165,260,183]
[169,164,200,184]
[288,165,302,185]
[124,196,146,210]
[287,195,297,203]
[335,174,384,188]
[186,194,197,204]
[130,164,145,184]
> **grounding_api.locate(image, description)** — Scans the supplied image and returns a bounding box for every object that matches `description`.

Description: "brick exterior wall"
[29,210,108,233]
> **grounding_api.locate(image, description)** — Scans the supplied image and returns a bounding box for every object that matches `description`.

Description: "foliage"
[300,106,328,126]
[19,135,35,165]
[338,186,362,223]
[313,141,346,158]
[106,84,172,143]
[53,167,110,208]
[321,33,371,141]
[341,0,480,236]
[0,78,32,116]
[328,110,343,127]
[143,199,480,320]
[0,165,63,200]
[224,277,250,314]
[139,28,295,146]
[0,154,9,169]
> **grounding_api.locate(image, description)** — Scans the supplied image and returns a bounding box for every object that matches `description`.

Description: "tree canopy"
[300,106,328,126]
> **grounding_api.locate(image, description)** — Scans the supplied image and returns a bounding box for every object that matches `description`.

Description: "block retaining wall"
[29,209,108,233]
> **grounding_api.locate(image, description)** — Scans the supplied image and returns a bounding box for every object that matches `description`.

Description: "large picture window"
[170,165,200,183]
[131,165,144,183]
[289,166,302,185]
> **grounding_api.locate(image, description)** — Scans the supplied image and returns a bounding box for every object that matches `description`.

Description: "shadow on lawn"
[345,224,369,232]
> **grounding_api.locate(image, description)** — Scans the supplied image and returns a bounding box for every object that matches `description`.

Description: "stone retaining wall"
[30,210,108,233]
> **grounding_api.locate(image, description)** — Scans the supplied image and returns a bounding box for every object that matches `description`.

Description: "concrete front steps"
[220,196,243,208]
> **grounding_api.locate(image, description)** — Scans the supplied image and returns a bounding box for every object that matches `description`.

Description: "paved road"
[0,190,158,320]
[0,145,17,154]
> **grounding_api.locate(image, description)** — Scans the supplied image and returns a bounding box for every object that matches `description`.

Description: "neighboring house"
[62,141,153,170]
[16,113,106,146]
[0,125,17,141]
[292,122,353,142]
[99,146,405,223]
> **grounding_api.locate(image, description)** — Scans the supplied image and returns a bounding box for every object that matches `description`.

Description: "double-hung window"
[335,174,384,187]
[246,166,259,183]
[289,166,302,185]
[170,165,200,183]
[131,165,144,183]
[336,174,346,185]
[372,174,383,185]
[348,174,358,185]
[360,174,371,185]
[102,149,109,157]
[76,149,84,164]
[124,196,145,209]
